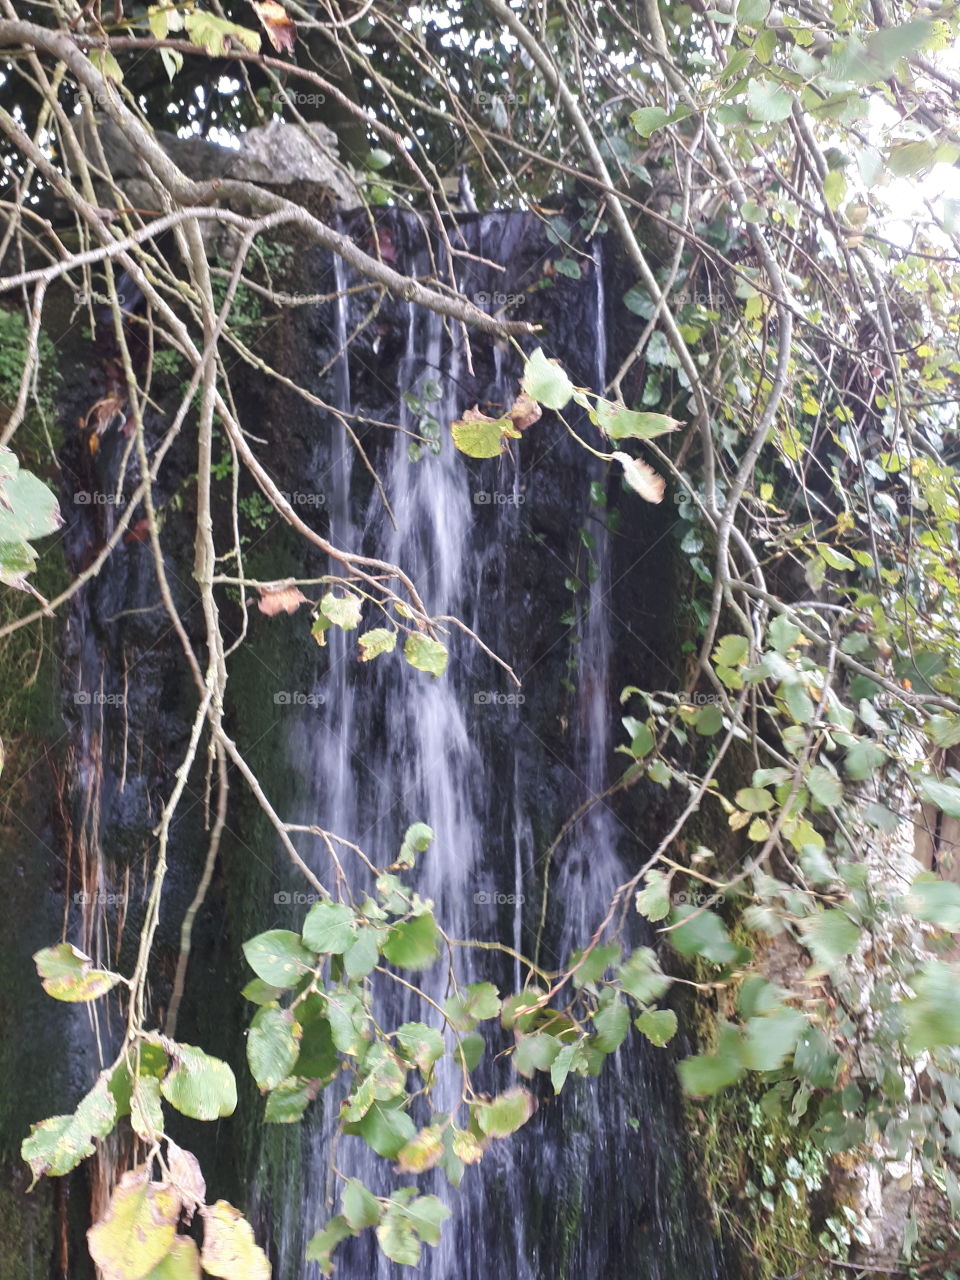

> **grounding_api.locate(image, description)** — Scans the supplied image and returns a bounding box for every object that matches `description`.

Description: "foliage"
[3,0,960,1273]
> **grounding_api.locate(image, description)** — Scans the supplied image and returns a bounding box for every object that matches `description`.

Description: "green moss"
[0,1179,56,1280]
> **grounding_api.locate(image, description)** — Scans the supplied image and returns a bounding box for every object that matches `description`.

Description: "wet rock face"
[3,187,721,1278]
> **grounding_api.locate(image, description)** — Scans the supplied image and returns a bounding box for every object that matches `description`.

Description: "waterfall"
[265,213,723,1279]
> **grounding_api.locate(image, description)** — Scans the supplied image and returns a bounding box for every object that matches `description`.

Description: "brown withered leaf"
[507,392,542,432]
[124,518,151,544]
[251,0,297,53]
[611,451,665,504]
[257,582,308,616]
[166,1139,206,1223]
[84,394,126,436]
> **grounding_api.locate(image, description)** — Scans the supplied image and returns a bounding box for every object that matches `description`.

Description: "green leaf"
[405,1195,451,1246]
[630,106,671,137]
[514,1032,562,1077]
[735,786,774,813]
[621,716,654,758]
[737,0,770,25]
[382,910,439,970]
[22,1078,117,1181]
[306,1216,352,1276]
[200,1200,271,1280]
[713,634,750,667]
[87,1167,180,1280]
[159,49,183,83]
[458,1030,485,1070]
[595,401,680,441]
[320,590,363,630]
[343,1178,381,1231]
[451,414,519,458]
[397,822,434,867]
[293,999,339,1078]
[241,978,286,1005]
[0,454,62,543]
[635,869,671,921]
[247,1006,302,1091]
[184,10,261,54]
[344,1098,416,1157]
[618,948,672,1002]
[358,627,397,661]
[801,910,860,966]
[357,1042,407,1104]
[396,1124,446,1173]
[444,981,501,1029]
[302,901,356,954]
[160,1045,237,1121]
[806,765,842,807]
[475,1087,537,1137]
[746,78,793,122]
[918,775,960,819]
[403,634,449,678]
[782,680,815,724]
[33,943,123,1002]
[367,148,393,170]
[907,875,960,929]
[554,257,582,279]
[679,1050,744,1095]
[902,962,960,1053]
[521,348,574,410]
[794,1025,840,1088]
[767,615,801,654]
[819,544,855,570]
[928,715,960,749]
[844,741,886,781]
[550,1041,583,1093]
[571,942,621,987]
[325,988,369,1056]
[593,1000,630,1052]
[264,1076,317,1123]
[740,1009,807,1071]
[394,1021,445,1072]
[141,1236,201,1280]
[90,49,124,83]
[669,906,737,964]
[694,704,723,735]
[343,927,382,980]
[377,1203,421,1266]
[242,930,314,988]
[823,169,847,211]
[634,1008,678,1047]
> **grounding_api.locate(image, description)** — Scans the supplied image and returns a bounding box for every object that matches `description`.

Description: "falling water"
[268,213,722,1279]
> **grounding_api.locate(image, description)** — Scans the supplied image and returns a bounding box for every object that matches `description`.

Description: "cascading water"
[266,212,725,1279]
